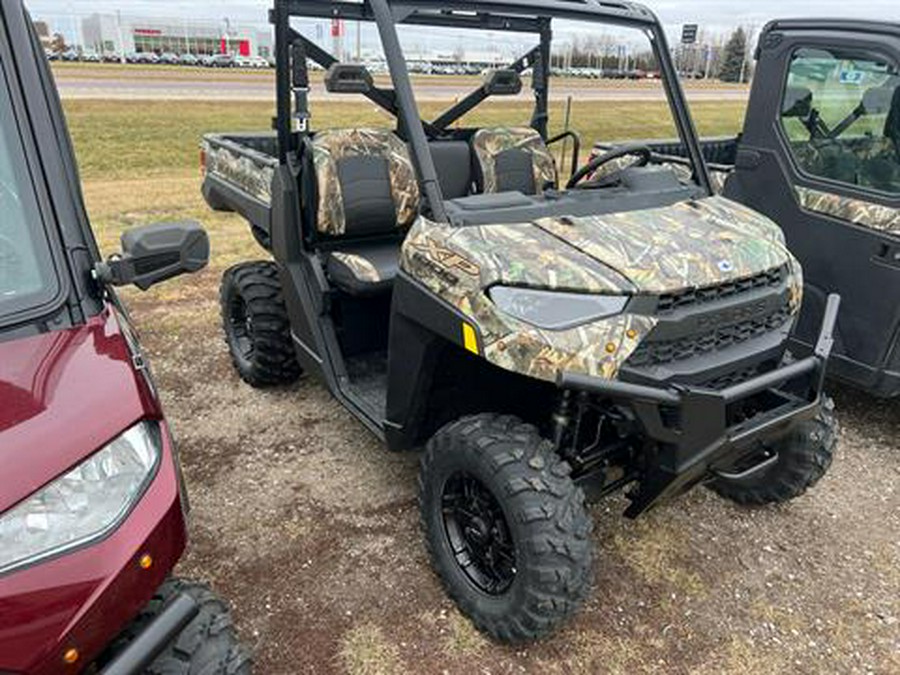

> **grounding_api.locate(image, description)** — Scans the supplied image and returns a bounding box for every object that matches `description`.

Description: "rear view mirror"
[324,63,373,94]
[95,220,209,291]
[482,69,522,96]
[862,85,895,115]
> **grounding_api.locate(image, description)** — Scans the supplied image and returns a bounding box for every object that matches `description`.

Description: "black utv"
[202,0,840,642]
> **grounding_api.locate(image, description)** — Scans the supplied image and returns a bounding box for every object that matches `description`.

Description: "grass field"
[63,98,900,675]
[64,99,746,182]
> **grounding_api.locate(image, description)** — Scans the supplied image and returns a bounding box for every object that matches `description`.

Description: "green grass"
[62,99,746,182]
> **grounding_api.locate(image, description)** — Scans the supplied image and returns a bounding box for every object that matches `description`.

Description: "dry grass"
[338,624,403,675]
[611,516,707,601]
[62,98,745,183]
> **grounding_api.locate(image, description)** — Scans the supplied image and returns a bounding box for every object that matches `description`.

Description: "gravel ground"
[119,257,899,674]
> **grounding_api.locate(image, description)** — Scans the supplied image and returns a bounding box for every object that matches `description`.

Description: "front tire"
[101,578,251,674]
[220,261,301,387]
[419,414,593,643]
[711,395,838,506]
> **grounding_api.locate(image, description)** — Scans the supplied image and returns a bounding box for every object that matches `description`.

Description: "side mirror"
[482,68,522,96]
[95,220,209,291]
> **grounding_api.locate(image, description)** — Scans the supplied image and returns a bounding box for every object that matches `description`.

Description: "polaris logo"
[696,300,770,330]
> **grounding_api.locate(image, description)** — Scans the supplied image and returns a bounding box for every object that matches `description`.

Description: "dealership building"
[81,14,273,57]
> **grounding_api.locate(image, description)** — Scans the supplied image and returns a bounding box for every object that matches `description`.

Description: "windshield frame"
[273,0,713,215]
[0,20,69,329]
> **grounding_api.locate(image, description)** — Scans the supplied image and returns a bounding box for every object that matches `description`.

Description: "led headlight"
[0,421,161,575]
[490,286,629,330]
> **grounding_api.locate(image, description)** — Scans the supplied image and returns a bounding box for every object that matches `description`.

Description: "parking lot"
[59,91,900,674]
[51,62,750,102]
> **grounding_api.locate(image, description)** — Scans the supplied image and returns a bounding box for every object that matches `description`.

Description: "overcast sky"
[25,0,900,47]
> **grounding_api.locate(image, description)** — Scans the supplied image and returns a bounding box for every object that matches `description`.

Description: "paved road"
[55,71,749,102]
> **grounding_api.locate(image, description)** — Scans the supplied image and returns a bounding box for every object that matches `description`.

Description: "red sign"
[133,28,162,36]
[331,18,344,37]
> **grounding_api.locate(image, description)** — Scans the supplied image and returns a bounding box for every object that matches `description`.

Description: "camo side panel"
[794,186,900,235]
[312,128,421,235]
[203,140,274,204]
[535,197,792,294]
[330,252,383,283]
[472,127,558,193]
[400,217,654,382]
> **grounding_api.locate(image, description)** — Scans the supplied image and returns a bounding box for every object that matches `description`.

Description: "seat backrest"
[312,128,420,237]
[429,140,473,199]
[471,127,557,195]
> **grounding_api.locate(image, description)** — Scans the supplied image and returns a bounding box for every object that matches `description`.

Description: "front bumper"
[558,294,840,517]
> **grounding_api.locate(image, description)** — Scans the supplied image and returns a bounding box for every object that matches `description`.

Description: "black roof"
[276,0,661,32]
[762,18,900,38]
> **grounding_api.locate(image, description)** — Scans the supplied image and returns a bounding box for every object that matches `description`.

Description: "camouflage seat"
[471,127,557,195]
[312,128,421,295]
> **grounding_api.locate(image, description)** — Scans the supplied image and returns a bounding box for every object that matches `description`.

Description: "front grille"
[656,266,786,315]
[628,305,792,368]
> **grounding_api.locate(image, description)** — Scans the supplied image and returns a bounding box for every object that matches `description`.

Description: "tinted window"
[0,60,59,321]
[780,48,900,194]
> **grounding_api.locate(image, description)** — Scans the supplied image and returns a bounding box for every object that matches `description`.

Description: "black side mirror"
[95,220,209,291]
[482,69,522,96]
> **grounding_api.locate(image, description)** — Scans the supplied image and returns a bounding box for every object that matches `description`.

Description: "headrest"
[782,87,813,118]
[324,63,373,94]
[482,69,522,96]
[862,84,895,115]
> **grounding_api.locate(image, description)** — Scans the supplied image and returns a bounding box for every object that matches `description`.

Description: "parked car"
[0,3,252,673]
[209,53,236,68]
[236,55,271,69]
[158,52,180,65]
[102,52,122,63]
[60,49,79,62]
[179,53,200,66]
[202,0,841,643]
[80,52,102,63]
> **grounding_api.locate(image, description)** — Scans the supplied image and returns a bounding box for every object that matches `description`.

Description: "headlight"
[490,286,629,330]
[0,421,161,575]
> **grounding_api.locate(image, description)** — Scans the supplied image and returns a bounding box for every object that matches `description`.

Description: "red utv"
[0,2,250,673]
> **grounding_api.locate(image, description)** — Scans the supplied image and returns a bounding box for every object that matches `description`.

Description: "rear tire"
[101,578,251,674]
[419,414,593,643]
[220,261,301,387]
[710,395,837,506]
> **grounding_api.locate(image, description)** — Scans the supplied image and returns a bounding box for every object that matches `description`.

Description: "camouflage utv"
[203,0,840,642]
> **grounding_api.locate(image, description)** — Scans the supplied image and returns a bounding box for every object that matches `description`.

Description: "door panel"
[727,32,900,395]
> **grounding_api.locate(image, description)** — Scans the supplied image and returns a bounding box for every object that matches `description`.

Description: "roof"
[761,18,900,39]
[275,0,661,33]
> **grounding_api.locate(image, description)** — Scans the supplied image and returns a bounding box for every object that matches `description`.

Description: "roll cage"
[269,0,714,220]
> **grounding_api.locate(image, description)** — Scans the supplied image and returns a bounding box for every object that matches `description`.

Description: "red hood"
[0,307,156,513]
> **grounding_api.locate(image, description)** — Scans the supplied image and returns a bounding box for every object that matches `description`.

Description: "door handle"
[873,242,900,270]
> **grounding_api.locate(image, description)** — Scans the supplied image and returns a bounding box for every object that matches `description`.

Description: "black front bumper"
[99,592,199,675]
[558,294,840,518]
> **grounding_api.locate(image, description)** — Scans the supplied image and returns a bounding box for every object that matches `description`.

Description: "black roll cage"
[270,0,713,221]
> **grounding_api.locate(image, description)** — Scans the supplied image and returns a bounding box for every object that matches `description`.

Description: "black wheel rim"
[227,293,254,360]
[441,471,517,595]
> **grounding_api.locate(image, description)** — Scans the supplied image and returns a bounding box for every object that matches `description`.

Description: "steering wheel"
[566,144,653,189]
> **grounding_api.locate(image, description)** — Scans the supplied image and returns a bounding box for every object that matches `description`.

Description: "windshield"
[0,60,60,322]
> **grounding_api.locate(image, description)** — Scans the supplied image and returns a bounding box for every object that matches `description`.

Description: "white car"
[235,55,270,69]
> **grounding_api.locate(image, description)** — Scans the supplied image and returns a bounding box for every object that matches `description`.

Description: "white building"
[81,14,273,57]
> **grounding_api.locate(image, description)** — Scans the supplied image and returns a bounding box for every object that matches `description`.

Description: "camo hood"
[532,196,793,293]
[401,195,800,382]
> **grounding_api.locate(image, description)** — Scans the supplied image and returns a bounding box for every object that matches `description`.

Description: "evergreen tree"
[719,27,747,83]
